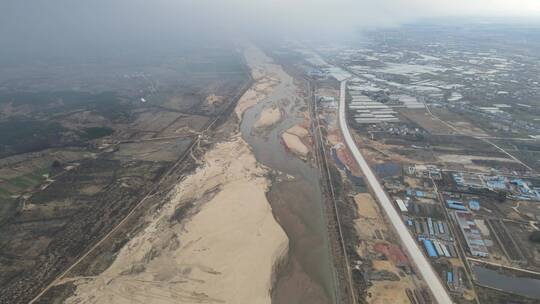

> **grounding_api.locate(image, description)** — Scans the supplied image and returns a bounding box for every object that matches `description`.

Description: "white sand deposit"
[235,46,281,119]
[281,125,310,159]
[286,125,309,138]
[254,106,282,129]
[282,132,309,158]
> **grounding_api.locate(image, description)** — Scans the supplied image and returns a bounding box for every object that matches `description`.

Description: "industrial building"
[395,198,408,212]
[421,238,452,259]
[453,172,540,201]
[447,200,467,211]
[510,178,540,200]
[454,211,489,258]
[317,96,337,108]
[406,188,437,199]
[452,172,485,189]
[408,164,442,180]
[485,175,507,190]
[468,200,480,211]
[423,239,438,258]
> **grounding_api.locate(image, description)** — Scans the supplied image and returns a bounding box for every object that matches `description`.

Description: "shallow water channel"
[240,63,336,303]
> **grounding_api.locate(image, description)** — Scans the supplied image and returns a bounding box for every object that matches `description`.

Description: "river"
[240,55,337,304]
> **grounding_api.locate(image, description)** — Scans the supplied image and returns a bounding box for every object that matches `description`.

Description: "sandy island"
[254,106,282,130]
[63,46,288,304]
[281,125,310,159]
[235,48,281,120]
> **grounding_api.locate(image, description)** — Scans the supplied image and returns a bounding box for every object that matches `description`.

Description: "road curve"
[338,80,453,304]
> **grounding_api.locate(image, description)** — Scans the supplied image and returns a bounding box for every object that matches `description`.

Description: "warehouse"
[423,239,438,258]
[447,200,467,211]
[395,198,408,212]
[454,211,489,257]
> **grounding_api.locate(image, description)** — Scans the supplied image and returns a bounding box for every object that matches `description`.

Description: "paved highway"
[338,80,453,304]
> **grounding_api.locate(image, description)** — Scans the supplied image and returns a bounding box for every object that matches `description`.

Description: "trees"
[52,160,62,168]
[529,231,540,243]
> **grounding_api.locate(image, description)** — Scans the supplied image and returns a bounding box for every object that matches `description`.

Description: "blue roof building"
[447,200,467,210]
[486,176,507,190]
[469,200,480,211]
[427,218,434,235]
[423,240,438,257]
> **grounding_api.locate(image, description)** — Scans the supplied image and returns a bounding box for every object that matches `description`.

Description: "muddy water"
[240,65,336,303]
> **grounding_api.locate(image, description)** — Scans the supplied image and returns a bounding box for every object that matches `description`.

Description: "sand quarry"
[63,46,288,304]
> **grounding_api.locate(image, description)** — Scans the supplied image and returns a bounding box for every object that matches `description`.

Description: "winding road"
[338,80,454,304]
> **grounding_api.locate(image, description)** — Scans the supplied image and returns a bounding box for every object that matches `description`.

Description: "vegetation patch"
[0,118,67,157]
[81,127,114,140]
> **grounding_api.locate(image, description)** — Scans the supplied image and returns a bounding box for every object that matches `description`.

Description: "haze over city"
[2,0,540,59]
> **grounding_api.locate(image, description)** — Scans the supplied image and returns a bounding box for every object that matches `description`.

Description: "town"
[297,23,540,303]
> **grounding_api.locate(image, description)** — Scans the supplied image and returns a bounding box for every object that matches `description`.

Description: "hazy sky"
[1,0,540,61]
